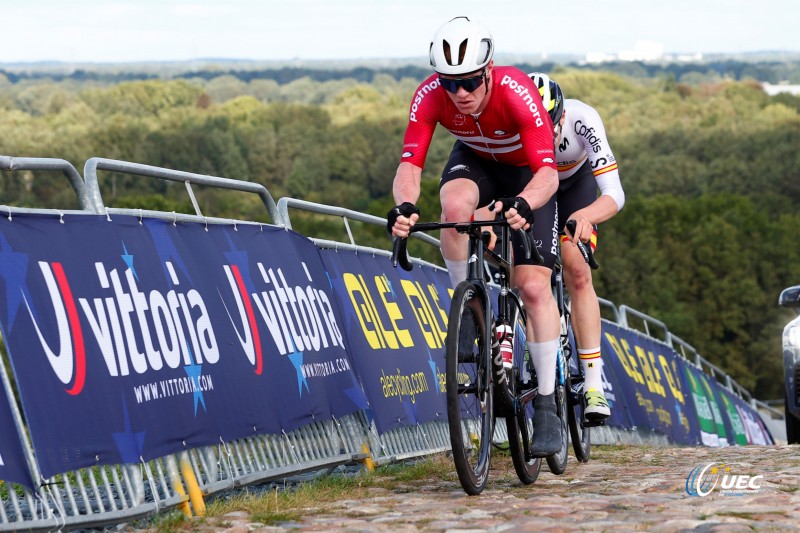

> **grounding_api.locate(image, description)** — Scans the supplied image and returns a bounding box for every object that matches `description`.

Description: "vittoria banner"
[0,214,366,478]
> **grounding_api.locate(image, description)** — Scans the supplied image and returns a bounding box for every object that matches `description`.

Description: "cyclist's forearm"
[571,195,619,226]
[519,167,558,209]
[392,162,423,204]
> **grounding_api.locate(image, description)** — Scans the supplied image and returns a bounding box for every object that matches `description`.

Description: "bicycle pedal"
[583,418,606,428]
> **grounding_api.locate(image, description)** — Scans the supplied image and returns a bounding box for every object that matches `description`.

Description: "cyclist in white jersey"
[529,72,626,422]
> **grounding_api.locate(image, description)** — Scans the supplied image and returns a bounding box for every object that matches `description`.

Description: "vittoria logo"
[26,260,219,395]
[24,255,344,396]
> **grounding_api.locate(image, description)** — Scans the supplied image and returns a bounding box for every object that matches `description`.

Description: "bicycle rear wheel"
[505,294,542,484]
[561,314,591,462]
[567,339,591,462]
[446,281,493,495]
[568,380,591,463]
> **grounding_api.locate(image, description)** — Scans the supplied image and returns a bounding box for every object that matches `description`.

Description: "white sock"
[579,347,603,392]
[444,258,468,288]
[528,339,559,396]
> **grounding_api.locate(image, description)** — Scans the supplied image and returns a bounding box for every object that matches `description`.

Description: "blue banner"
[319,248,452,433]
[601,322,698,444]
[0,214,366,478]
[0,369,34,488]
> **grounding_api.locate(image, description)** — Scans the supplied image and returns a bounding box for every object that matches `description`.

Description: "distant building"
[584,41,702,64]
[619,41,664,62]
[762,82,800,96]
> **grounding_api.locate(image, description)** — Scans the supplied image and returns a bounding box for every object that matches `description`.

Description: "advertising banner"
[0,365,34,488]
[0,214,366,478]
[595,321,636,429]
[716,387,773,445]
[696,371,731,446]
[682,363,726,446]
[319,248,452,433]
[601,322,698,444]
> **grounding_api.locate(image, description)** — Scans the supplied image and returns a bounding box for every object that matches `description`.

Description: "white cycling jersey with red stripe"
[557,98,623,207]
[400,66,557,174]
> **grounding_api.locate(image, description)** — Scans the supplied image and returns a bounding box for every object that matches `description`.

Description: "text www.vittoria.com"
[133,375,214,403]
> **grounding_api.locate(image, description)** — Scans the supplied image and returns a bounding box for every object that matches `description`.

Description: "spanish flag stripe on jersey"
[592,163,618,177]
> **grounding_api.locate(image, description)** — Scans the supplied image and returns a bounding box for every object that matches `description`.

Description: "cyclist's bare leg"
[562,243,601,368]
[562,242,609,418]
[440,179,480,287]
[515,263,563,456]
[515,264,560,391]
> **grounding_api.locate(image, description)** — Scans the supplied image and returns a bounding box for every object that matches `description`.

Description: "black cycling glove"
[496,196,534,226]
[386,202,420,233]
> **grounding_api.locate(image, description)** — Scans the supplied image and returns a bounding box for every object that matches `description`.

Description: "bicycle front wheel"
[546,344,570,475]
[446,281,493,495]
[505,293,542,484]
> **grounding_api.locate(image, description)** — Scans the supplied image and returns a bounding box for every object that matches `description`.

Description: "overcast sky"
[1,0,797,64]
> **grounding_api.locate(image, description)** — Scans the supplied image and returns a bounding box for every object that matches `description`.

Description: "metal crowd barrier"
[0,157,371,532]
[0,156,785,532]
[83,157,283,225]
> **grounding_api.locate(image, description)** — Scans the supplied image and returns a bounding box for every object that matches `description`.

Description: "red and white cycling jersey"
[400,66,557,174]
[557,99,624,209]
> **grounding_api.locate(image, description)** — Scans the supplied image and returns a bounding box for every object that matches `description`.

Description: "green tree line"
[1,67,798,399]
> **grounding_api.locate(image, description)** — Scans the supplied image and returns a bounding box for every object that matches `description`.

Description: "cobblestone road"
[170,444,800,532]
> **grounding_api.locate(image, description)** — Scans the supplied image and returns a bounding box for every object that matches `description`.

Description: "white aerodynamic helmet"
[429,16,493,75]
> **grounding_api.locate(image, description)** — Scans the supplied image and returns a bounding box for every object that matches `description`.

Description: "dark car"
[779,285,800,443]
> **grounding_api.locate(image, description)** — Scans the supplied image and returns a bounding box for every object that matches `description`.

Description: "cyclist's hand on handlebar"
[564,215,593,245]
[565,218,600,270]
[492,196,534,231]
[386,202,420,237]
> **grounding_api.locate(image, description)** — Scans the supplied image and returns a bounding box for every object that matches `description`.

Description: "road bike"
[392,211,598,494]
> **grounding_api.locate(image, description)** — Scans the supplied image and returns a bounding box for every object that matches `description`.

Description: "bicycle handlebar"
[391,218,541,272]
[565,219,600,270]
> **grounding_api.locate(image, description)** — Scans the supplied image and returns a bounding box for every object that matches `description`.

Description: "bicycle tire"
[505,296,542,484]
[568,384,592,463]
[446,281,493,495]
[560,315,590,462]
[568,366,591,461]
[545,342,570,475]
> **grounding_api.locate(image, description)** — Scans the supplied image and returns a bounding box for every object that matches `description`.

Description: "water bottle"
[497,322,513,369]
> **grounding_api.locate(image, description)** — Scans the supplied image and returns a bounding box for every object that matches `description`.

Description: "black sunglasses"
[438,69,486,94]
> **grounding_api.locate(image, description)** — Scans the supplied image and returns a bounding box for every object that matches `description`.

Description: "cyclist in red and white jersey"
[529,72,626,422]
[387,16,563,456]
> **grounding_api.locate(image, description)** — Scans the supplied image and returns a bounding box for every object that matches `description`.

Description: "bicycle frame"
[396,219,534,409]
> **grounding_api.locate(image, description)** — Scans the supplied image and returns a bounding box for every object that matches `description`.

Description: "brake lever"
[391,237,414,271]
[565,219,599,270]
